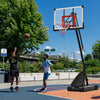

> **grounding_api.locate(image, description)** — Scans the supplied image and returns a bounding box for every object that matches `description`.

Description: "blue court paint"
[0,85,72,100]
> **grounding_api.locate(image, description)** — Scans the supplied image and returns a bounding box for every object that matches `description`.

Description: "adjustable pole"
[75,29,88,85]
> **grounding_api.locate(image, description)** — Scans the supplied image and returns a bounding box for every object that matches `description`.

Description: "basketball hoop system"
[56,22,70,35]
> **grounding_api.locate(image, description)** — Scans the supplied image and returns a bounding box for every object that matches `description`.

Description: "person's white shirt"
[42,60,53,74]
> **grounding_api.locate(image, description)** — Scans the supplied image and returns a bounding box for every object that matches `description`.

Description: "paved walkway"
[0,79,73,89]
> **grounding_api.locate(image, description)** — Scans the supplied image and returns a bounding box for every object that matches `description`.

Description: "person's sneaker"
[42,89,47,93]
[33,88,37,92]
[39,87,45,92]
[10,87,13,92]
[15,86,19,91]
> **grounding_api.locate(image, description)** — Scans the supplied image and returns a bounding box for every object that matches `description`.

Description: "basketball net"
[56,22,70,36]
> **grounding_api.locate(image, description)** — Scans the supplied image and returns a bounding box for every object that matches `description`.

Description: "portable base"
[67,85,99,92]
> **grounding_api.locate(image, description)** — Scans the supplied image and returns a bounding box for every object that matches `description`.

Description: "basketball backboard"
[53,6,84,31]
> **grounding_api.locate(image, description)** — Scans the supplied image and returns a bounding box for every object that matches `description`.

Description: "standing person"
[35,54,53,93]
[9,47,22,92]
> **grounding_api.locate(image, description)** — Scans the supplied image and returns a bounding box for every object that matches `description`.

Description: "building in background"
[20,53,59,63]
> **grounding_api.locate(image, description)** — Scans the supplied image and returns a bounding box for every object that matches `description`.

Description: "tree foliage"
[92,40,100,60]
[0,0,49,58]
[58,54,70,68]
[38,51,45,62]
[85,59,100,67]
[84,54,92,61]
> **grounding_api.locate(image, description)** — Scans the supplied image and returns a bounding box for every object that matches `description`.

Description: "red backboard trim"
[62,15,75,27]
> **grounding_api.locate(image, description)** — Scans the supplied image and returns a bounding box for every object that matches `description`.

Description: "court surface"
[0,79,100,100]
[0,85,71,100]
[39,84,100,100]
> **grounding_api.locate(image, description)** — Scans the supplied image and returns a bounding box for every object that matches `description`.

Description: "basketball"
[24,33,30,38]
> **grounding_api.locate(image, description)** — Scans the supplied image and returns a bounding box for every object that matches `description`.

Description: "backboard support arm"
[75,15,84,49]
[75,13,88,85]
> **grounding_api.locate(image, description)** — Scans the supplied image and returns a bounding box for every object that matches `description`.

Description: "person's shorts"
[10,69,19,77]
[43,72,50,80]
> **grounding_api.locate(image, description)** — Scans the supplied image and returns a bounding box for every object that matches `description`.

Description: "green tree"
[52,62,66,70]
[58,54,70,68]
[70,61,78,68]
[85,59,100,67]
[84,54,92,61]
[76,62,83,69]
[38,51,45,62]
[0,0,49,58]
[92,40,100,60]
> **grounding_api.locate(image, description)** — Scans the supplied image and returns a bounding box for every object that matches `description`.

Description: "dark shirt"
[9,57,18,69]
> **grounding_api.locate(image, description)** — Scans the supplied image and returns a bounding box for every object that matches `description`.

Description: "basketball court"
[0,79,100,100]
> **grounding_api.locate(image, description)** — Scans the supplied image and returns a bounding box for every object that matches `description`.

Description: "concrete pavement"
[1,77,100,89]
[0,79,73,89]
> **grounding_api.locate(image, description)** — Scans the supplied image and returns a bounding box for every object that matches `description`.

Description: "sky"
[34,0,100,60]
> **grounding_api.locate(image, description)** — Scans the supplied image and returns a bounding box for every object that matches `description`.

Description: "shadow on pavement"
[91,96,100,99]
[26,90,34,92]
[0,90,11,93]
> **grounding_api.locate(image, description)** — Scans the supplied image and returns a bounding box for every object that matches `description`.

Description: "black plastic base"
[67,85,99,92]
